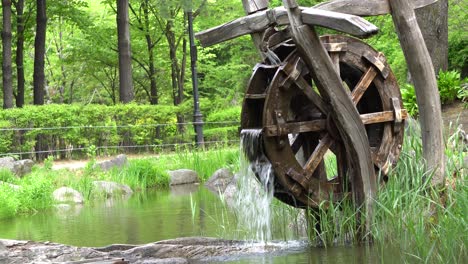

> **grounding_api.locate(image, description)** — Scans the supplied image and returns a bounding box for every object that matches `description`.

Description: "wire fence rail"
[0,121,241,161]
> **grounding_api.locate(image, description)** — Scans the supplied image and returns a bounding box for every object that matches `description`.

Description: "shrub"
[438,70,467,104]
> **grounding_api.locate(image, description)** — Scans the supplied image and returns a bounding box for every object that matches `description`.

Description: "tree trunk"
[390,0,445,187]
[2,0,14,109]
[117,0,134,103]
[33,0,46,105]
[143,0,158,105]
[14,0,25,107]
[415,0,448,75]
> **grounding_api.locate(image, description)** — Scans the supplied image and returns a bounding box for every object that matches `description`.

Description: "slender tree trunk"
[143,0,157,105]
[14,0,25,107]
[2,0,14,109]
[415,0,448,75]
[117,0,134,103]
[33,0,47,105]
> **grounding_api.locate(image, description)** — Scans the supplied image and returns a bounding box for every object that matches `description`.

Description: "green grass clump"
[372,121,467,263]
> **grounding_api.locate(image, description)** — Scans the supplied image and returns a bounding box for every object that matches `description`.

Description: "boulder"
[204,168,234,193]
[95,154,128,171]
[52,187,84,204]
[92,181,133,198]
[0,157,34,177]
[168,169,199,186]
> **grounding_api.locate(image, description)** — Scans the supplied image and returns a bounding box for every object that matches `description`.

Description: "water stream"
[234,129,275,243]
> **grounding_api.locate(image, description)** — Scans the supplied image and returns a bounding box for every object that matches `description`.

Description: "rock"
[53,187,84,204]
[0,237,298,263]
[0,157,15,171]
[204,168,234,194]
[0,157,34,177]
[92,181,133,198]
[222,175,239,207]
[168,169,199,186]
[0,181,21,191]
[96,154,128,171]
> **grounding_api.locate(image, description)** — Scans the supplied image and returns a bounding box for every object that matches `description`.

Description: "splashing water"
[233,129,275,243]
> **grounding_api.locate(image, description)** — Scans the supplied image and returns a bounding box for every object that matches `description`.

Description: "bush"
[438,70,467,104]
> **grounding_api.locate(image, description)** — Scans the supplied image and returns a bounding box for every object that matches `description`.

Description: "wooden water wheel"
[240,34,407,208]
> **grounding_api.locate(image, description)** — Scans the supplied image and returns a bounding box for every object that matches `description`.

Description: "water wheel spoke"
[263,119,326,137]
[302,135,334,180]
[360,110,408,125]
[351,66,378,104]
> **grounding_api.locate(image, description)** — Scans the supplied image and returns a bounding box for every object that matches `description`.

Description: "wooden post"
[241,0,270,59]
[389,0,445,187]
[281,0,376,237]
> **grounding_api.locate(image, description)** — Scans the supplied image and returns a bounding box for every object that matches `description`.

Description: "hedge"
[0,104,181,160]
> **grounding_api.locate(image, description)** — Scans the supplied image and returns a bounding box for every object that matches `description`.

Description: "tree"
[12,0,29,107]
[2,0,14,109]
[116,0,134,103]
[415,0,448,75]
[33,0,47,105]
[129,0,164,105]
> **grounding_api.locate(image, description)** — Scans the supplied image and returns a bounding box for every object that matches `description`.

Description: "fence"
[0,121,240,161]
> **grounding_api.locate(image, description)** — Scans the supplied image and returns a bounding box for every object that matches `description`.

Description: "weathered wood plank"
[389,0,445,187]
[300,8,378,38]
[314,0,438,16]
[195,6,378,47]
[351,67,377,103]
[242,0,269,14]
[263,120,326,136]
[302,135,334,187]
[360,110,408,125]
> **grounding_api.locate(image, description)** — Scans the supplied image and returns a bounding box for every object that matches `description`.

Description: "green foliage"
[401,84,419,116]
[448,0,468,73]
[438,70,467,104]
[204,106,241,143]
[0,185,20,219]
[401,70,467,116]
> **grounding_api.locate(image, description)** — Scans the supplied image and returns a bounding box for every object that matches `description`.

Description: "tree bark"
[2,0,14,109]
[14,0,25,107]
[390,0,445,187]
[415,0,448,75]
[33,0,46,105]
[117,0,134,103]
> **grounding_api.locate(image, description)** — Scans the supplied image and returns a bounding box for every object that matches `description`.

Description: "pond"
[0,185,391,263]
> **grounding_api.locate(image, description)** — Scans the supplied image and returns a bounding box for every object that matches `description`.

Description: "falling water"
[233,129,275,243]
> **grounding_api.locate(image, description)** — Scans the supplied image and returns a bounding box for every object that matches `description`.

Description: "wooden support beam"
[281,0,376,235]
[314,0,438,16]
[389,0,445,187]
[195,7,378,47]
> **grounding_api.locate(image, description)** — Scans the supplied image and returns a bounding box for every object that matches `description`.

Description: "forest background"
[0,0,466,160]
